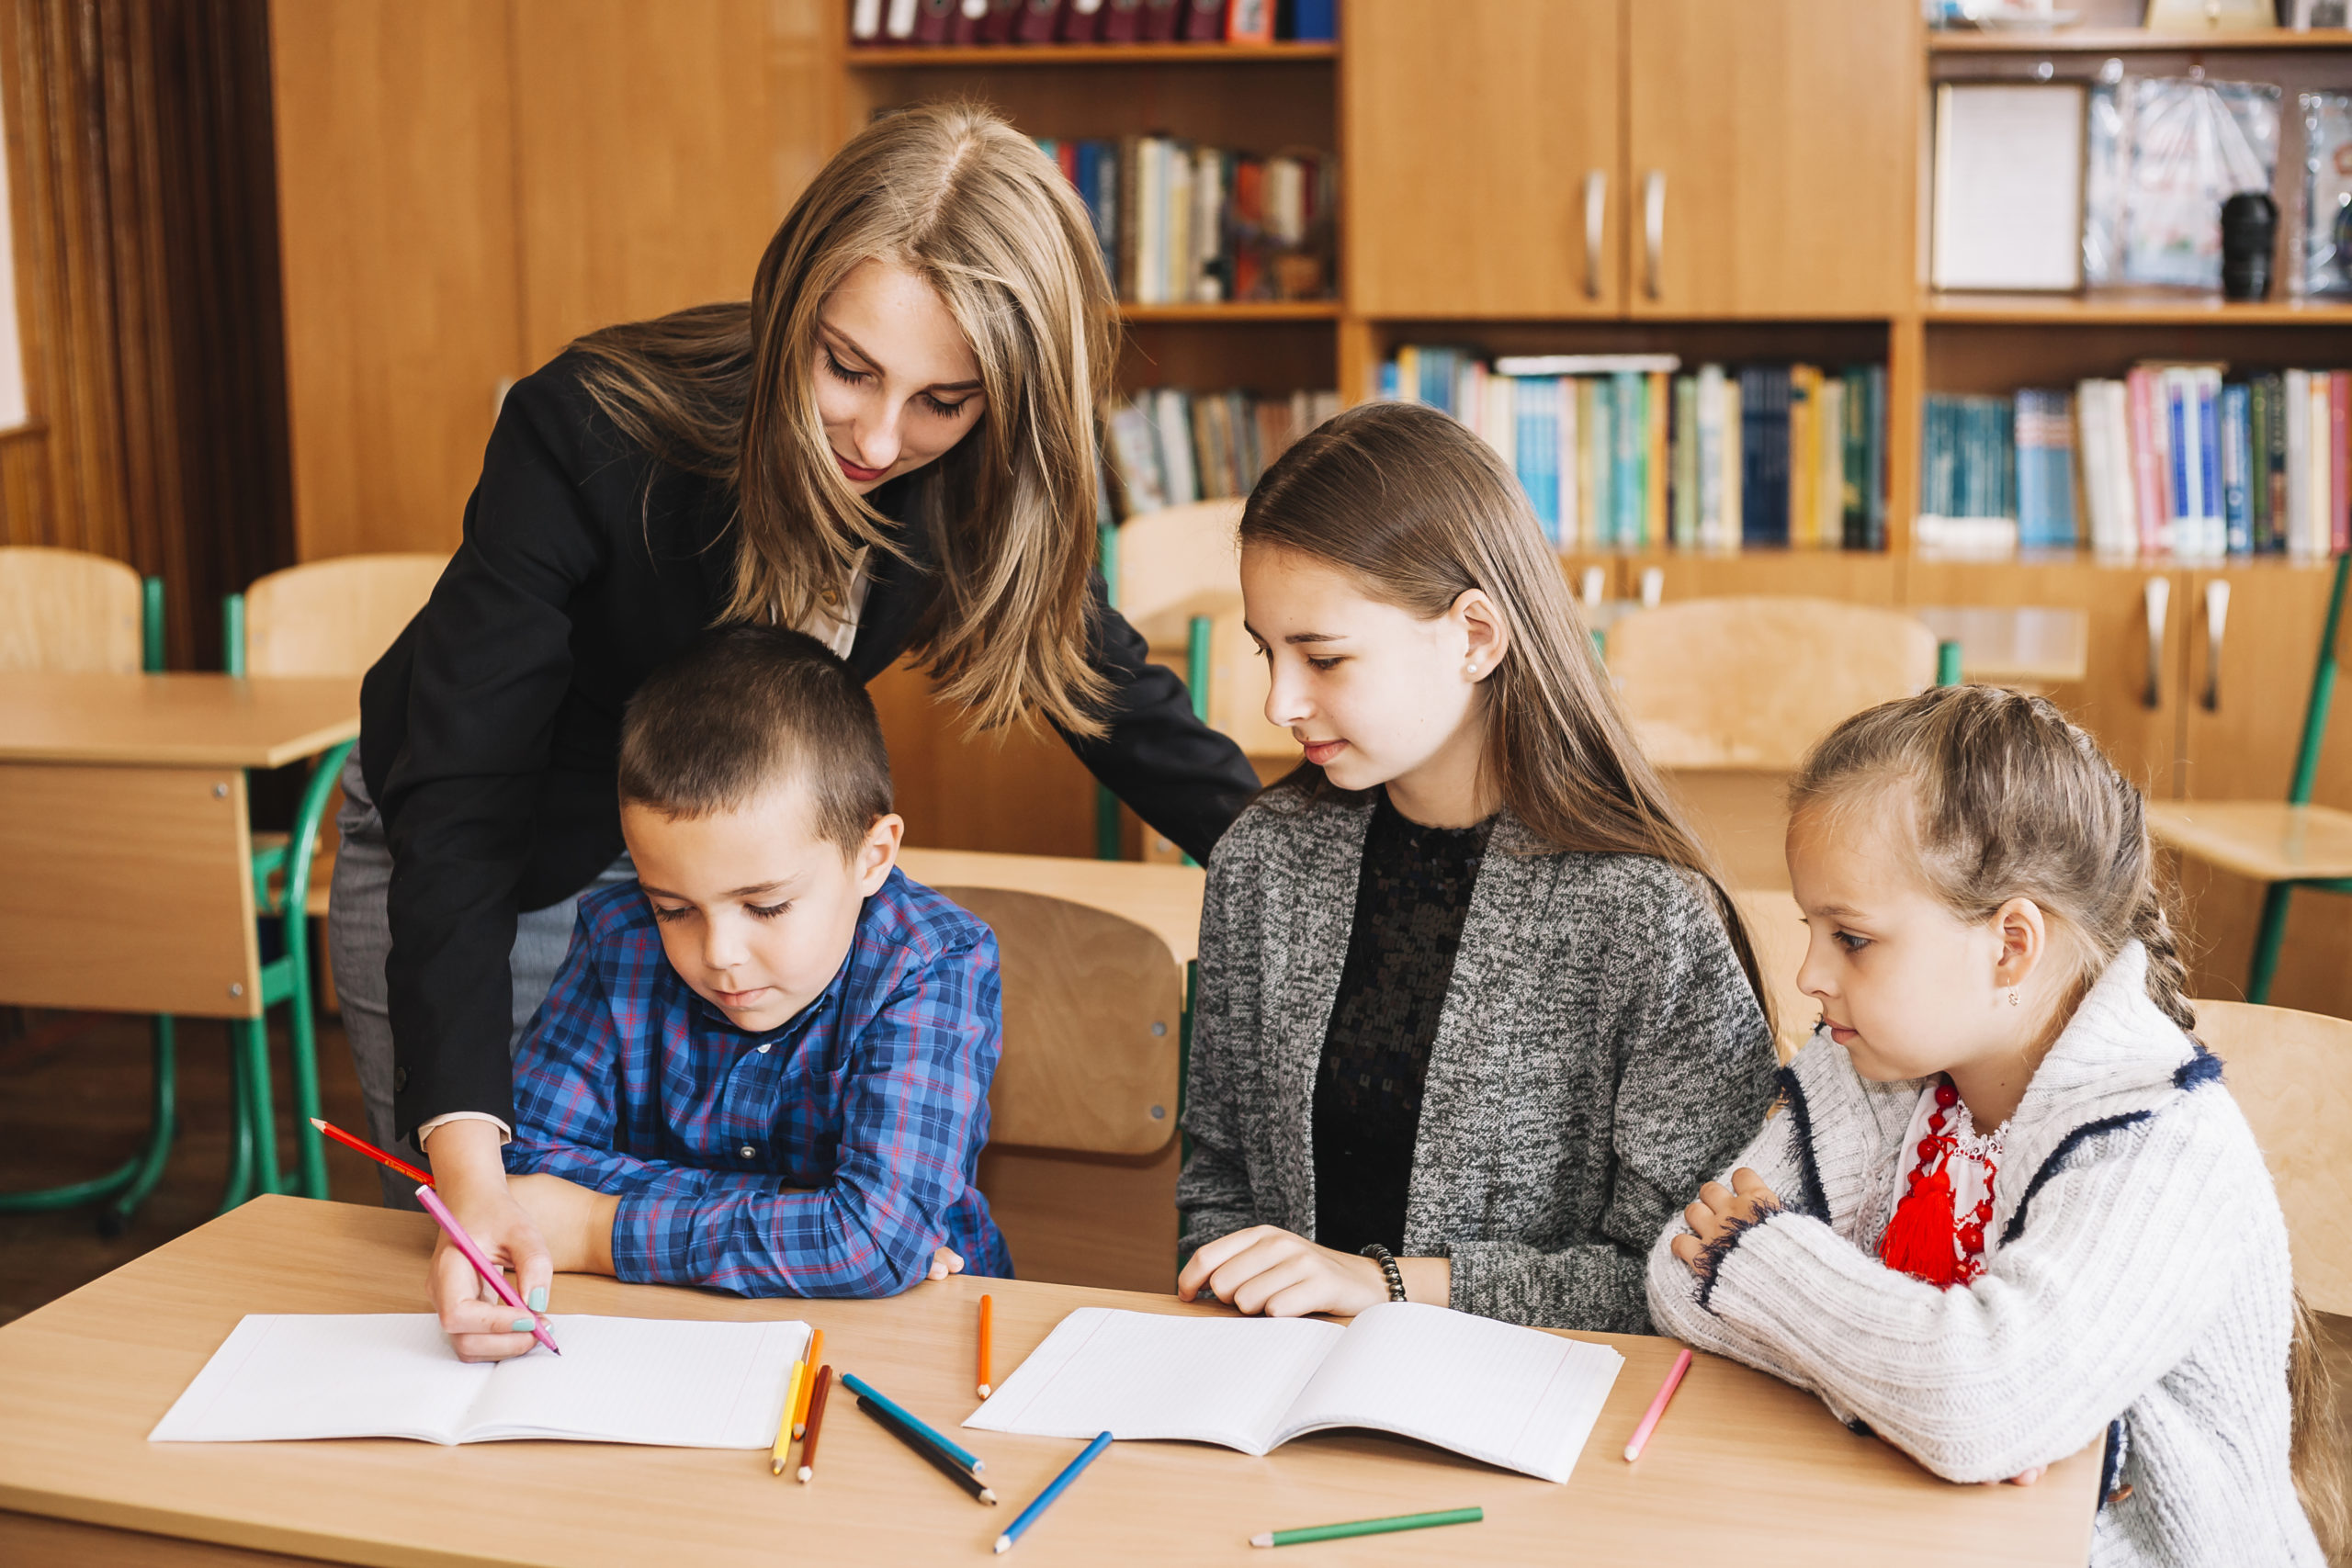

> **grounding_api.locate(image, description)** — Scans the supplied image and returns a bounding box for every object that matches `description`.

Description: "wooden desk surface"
[899,847,1206,965]
[0,672,359,768]
[0,1198,2098,1567]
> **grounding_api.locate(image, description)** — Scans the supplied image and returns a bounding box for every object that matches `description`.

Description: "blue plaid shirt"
[505,867,1012,1296]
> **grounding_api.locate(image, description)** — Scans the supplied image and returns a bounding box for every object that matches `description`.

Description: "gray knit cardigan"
[1645,944,2323,1568]
[1176,788,1779,1331]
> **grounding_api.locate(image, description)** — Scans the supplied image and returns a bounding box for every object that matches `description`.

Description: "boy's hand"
[928,1246,965,1280]
[1669,1168,1782,1273]
[1176,1225,1445,1318]
[507,1172,621,1276]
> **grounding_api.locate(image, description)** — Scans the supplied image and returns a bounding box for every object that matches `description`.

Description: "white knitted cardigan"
[1645,943,2322,1568]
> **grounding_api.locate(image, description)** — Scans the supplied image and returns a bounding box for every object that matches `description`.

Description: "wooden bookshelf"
[844,41,1337,67]
[1120,301,1343,322]
[1928,27,2352,52]
[1926,292,2352,325]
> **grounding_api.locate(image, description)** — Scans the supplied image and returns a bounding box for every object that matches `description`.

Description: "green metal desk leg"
[235,1014,284,1201]
[2247,882,2296,1007]
[100,1017,178,1236]
[277,739,353,1199]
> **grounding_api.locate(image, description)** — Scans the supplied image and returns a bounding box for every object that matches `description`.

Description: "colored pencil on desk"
[771,1357,805,1476]
[856,1395,997,1505]
[977,1293,994,1399]
[1622,1347,1694,1462]
[413,1183,560,1357]
[992,1430,1111,1554]
[796,1366,833,1483]
[839,1371,982,1472]
[1250,1506,1483,1549]
[309,1117,434,1187]
[792,1327,824,1438]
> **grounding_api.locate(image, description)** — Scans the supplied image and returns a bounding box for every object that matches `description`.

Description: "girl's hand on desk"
[1176,1226,1443,1318]
[423,1122,560,1363]
[1669,1168,1782,1274]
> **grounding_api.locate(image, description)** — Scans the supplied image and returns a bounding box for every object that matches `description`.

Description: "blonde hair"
[1238,400,1769,1022]
[1788,683,2348,1551]
[572,101,1116,738]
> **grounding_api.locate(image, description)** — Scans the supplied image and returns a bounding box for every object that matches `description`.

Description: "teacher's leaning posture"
[327,103,1259,1352]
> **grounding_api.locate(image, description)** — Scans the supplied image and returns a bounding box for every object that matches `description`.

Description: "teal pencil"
[1250,1506,1484,1549]
[839,1371,983,1472]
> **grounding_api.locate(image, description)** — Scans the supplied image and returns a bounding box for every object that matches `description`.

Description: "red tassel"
[1879,1162,1962,1288]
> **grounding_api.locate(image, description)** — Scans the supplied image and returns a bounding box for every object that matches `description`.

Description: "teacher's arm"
[368,365,615,1335]
[1053,572,1262,863]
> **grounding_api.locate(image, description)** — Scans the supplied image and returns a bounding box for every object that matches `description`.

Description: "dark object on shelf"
[2222,190,2278,301]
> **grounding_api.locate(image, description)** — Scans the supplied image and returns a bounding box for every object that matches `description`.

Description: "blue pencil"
[838,1372,983,1473]
[993,1430,1113,1554]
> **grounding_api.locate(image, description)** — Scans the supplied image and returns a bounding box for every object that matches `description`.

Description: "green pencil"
[1250,1506,1484,1548]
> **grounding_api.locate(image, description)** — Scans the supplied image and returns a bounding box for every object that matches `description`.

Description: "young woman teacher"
[328,103,1260,1358]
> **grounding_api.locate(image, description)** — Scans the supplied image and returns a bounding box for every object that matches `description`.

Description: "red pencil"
[797,1366,834,1484]
[309,1117,435,1188]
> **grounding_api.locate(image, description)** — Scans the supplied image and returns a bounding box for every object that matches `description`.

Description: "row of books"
[1922,367,2352,558]
[1378,348,1889,552]
[852,0,1336,47]
[1037,136,1334,306]
[1103,387,1342,516]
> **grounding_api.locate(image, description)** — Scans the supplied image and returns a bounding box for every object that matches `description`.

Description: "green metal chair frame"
[2243,551,2352,1005]
[219,591,349,1208]
[0,578,181,1235]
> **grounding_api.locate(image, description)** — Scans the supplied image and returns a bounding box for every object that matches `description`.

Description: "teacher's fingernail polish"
[526,1287,548,1312]
[511,1317,537,1333]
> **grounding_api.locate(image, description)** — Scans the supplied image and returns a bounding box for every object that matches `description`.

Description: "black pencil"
[856,1395,999,1505]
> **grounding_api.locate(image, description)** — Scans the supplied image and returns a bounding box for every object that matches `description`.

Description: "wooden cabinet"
[1343,0,1621,318]
[1623,0,1915,320]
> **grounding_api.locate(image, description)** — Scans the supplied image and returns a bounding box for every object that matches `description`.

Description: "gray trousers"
[325,750,633,1207]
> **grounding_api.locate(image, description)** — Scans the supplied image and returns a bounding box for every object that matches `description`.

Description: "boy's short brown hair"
[617,625,891,852]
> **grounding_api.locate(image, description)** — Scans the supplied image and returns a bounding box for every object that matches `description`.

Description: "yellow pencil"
[792,1328,824,1438]
[771,1357,805,1477]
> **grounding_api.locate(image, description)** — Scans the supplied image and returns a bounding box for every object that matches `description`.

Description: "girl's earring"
[1464,660,1479,676]
[2009,990,2020,1008]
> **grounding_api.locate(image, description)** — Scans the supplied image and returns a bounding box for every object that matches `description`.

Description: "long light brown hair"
[1238,400,1770,1021]
[1787,684,2348,1553]
[571,101,1116,737]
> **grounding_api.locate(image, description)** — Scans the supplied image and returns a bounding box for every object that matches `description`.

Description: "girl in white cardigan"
[1645,685,2344,1568]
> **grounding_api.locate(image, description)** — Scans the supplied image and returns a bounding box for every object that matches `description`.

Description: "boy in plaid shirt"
[491,626,1009,1322]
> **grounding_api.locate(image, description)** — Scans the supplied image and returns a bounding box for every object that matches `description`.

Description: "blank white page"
[150,1314,490,1444]
[468,1315,807,1448]
[1275,1302,1623,1483]
[962,1307,1343,1454]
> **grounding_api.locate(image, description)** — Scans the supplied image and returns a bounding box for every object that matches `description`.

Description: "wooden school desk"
[0,1198,2100,1567]
[0,671,360,1208]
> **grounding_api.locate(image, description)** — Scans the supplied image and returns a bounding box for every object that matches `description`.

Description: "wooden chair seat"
[2191,999,2352,1316]
[2146,801,2352,885]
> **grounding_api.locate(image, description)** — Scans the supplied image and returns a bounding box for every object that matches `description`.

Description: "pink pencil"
[414,1183,561,1357]
[1622,1348,1692,1461]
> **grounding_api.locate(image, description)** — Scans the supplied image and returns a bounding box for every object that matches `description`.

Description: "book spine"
[1787,367,1815,547]
[1723,378,1743,554]
[2014,392,2038,544]
[2127,369,2164,556]
[1696,364,1724,550]
[2267,371,2290,553]
[2198,368,2223,558]
[1577,378,1600,550]
[2315,374,2335,557]
[2076,382,2109,553]
[2286,368,2312,558]
[2248,374,2273,554]
[1672,375,1699,548]
[1646,369,1669,549]
[2222,382,2252,557]
[1590,378,1615,549]
[1864,365,1887,550]
[2334,372,2350,554]
[1555,377,1577,547]
[1612,370,1643,547]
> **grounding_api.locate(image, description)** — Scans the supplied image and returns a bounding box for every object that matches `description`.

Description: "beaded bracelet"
[1358,1243,1408,1303]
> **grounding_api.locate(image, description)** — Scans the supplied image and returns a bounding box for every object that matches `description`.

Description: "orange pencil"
[309,1117,434,1188]
[793,1327,824,1438]
[796,1366,834,1484]
[977,1293,994,1400]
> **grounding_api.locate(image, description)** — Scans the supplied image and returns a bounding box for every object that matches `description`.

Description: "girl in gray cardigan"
[1649,685,2343,1567]
[1173,401,1779,1330]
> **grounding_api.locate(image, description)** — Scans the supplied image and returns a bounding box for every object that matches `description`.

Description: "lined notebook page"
[150,1315,491,1444]
[150,1314,808,1450]
[962,1308,1343,1453]
[469,1315,806,1447]
[1276,1302,1623,1483]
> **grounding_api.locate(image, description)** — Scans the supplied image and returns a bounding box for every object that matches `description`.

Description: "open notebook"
[963,1302,1623,1483]
[150,1314,806,1448]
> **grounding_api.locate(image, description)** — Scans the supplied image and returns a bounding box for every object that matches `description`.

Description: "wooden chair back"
[1607,597,1939,770]
[1729,887,1815,1062]
[2189,999,2352,1316]
[0,547,142,673]
[243,553,446,677]
[1114,501,1295,758]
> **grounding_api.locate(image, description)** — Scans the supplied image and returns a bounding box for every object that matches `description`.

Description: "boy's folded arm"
[1684,1111,2246,1483]
[608,939,1002,1297]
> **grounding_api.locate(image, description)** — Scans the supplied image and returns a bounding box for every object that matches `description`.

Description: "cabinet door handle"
[2201,579,2230,712]
[1642,171,1666,301]
[1582,171,1606,301]
[2143,576,2170,710]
